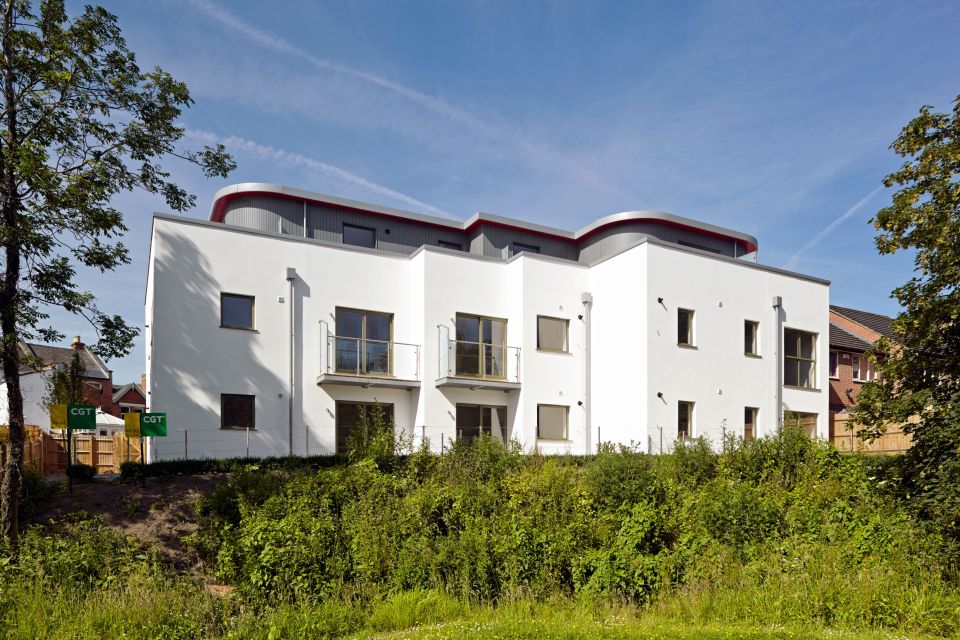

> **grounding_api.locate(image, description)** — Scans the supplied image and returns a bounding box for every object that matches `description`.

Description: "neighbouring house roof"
[112,382,145,404]
[830,305,894,338]
[15,341,110,379]
[829,323,874,353]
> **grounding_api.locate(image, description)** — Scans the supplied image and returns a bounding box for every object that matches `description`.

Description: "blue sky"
[57,0,959,383]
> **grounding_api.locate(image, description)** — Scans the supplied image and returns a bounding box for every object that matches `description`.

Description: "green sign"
[140,412,167,437]
[67,404,96,430]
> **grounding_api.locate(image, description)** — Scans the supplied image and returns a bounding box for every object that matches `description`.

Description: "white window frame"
[829,351,839,379]
[678,400,695,440]
[536,316,569,353]
[744,320,760,356]
[537,404,569,441]
[678,309,695,347]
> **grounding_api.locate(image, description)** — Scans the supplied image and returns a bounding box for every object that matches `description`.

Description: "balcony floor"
[317,373,420,390]
[435,376,521,391]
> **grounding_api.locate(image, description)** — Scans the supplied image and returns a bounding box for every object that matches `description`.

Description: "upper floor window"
[829,351,839,378]
[678,400,694,440]
[343,223,376,248]
[784,328,817,389]
[537,316,569,352]
[513,241,540,255]
[438,239,462,251]
[744,320,759,355]
[221,393,255,430]
[537,404,569,440]
[335,308,392,375]
[852,355,875,382]
[678,309,695,346]
[221,293,254,330]
[455,313,507,378]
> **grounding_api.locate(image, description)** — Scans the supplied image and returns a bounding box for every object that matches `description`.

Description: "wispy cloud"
[186,128,449,217]
[182,0,636,202]
[783,185,884,270]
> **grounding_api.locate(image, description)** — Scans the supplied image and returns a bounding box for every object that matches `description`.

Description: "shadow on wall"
[152,231,287,460]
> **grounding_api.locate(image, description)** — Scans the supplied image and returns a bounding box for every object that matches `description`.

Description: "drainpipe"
[581,292,593,454]
[773,295,783,431]
[286,267,297,456]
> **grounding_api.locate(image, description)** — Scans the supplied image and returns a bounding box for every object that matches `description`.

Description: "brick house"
[828,305,893,413]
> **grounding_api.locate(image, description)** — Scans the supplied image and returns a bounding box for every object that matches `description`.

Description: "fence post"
[184,430,188,460]
[246,426,250,458]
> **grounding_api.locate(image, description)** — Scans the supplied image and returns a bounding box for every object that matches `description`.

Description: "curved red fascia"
[211,191,757,254]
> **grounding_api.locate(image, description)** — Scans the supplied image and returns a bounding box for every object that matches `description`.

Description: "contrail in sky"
[186,128,449,217]
[783,186,884,270]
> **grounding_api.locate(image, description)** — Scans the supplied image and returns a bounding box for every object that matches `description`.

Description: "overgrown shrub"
[66,463,96,480]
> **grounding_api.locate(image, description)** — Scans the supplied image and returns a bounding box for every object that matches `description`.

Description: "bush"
[66,463,96,480]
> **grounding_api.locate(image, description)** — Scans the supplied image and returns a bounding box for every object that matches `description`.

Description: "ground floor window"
[784,411,817,438]
[678,401,694,440]
[456,404,507,443]
[744,407,758,440]
[221,394,255,430]
[335,402,395,455]
[537,404,569,440]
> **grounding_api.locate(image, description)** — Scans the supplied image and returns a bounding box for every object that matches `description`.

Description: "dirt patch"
[31,473,226,572]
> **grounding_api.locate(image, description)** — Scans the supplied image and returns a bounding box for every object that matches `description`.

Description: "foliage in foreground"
[2,432,960,638]
[855,94,960,542]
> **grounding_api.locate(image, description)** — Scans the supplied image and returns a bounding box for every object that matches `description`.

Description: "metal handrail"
[448,339,521,381]
[328,334,420,378]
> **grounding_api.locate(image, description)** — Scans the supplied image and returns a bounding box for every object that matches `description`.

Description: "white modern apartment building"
[144,183,829,461]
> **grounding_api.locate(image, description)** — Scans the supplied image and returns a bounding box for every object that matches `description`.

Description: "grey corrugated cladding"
[222,195,304,237]
[306,204,464,254]
[221,194,745,264]
[577,222,737,263]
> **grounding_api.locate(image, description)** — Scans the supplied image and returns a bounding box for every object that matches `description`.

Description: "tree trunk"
[0,0,22,550]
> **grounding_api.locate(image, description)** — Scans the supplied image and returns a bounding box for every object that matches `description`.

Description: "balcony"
[436,326,521,391]
[317,321,420,389]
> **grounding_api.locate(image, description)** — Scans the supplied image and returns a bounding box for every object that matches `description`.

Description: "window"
[221,293,254,330]
[537,316,569,352]
[335,402,394,454]
[335,308,393,375]
[456,405,507,443]
[678,401,694,440]
[784,411,817,438]
[221,394,255,430]
[784,328,817,388]
[119,406,143,415]
[744,320,759,355]
[513,241,540,255]
[829,351,839,378]
[438,239,462,251]
[678,239,722,254]
[744,407,758,440]
[537,404,569,440]
[678,309,695,346]
[343,223,376,248]
[455,314,507,378]
[852,355,875,382]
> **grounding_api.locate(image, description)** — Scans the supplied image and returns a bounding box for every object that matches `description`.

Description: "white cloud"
[182,0,636,202]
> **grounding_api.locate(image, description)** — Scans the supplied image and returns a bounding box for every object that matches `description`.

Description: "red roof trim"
[211,191,757,254]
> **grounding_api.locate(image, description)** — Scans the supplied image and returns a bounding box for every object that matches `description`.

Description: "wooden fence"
[829,413,913,455]
[0,426,141,476]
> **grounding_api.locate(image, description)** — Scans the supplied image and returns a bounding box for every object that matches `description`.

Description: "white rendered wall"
[643,242,829,448]
[146,216,830,461]
[0,372,50,430]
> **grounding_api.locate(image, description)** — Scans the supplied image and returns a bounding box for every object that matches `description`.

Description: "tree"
[43,350,84,406]
[0,0,235,549]
[854,95,960,539]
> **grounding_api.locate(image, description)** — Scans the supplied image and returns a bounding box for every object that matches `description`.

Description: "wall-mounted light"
[657,392,664,398]
[657,297,664,304]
